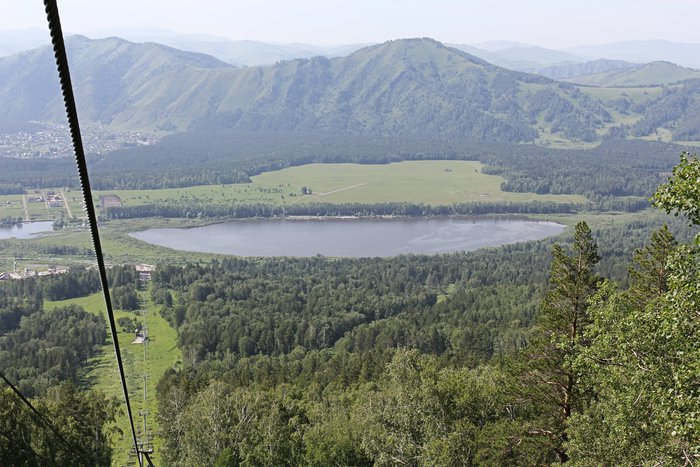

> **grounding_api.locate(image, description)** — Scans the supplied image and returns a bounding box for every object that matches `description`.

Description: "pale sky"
[4,0,700,48]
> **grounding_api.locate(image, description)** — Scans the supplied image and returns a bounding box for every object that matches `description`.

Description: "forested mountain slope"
[533,59,635,80]
[0,36,617,143]
[629,78,700,140]
[0,35,231,128]
[565,61,700,86]
[3,36,700,144]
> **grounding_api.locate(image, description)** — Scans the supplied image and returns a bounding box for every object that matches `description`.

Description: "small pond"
[0,221,54,240]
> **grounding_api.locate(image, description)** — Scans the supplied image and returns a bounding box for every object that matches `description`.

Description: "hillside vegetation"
[565,61,700,87]
[0,36,646,144]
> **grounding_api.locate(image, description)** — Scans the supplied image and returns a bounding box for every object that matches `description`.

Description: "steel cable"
[42,1,142,465]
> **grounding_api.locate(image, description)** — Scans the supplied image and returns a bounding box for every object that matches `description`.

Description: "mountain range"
[4,29,700,71]
[0,36,699,145]
[88,27,369,67]
[533,59,635,80]
[452,42,585,73]
[568,40,700,70]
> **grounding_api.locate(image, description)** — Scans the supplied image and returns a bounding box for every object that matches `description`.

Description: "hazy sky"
[5,0,700,48]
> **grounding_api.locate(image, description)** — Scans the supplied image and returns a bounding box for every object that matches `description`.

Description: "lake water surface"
[0,221,54,240]
[130,217,565,257]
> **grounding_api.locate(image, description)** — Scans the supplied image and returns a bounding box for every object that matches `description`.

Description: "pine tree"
[626,224,677,308]
[524,221,600,463]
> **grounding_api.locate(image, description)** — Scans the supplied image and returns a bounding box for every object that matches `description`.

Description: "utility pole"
[139,410,150,440]
[142,307,148,361]
[143,374,149,403]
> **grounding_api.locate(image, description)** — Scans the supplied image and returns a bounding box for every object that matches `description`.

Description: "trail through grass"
[46,287,181,466]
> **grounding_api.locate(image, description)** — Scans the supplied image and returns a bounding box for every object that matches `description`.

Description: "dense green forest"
[0,265,145,464]
[1,156,697,464]
[148,155,698,465]
[0,383,119,466]
[0,266,142,395]
[0,135,682,220]
[105,199,583,220]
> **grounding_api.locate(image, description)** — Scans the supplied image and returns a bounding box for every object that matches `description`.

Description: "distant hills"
[3,29,700,79]
[466,39,700,72]
[3,29,700,70]
[0,29,49,57]
[1,36,700,145]
[564,61,700,87]
[88,27,369,67]
[568,40,700,70]
[453,42,584,73]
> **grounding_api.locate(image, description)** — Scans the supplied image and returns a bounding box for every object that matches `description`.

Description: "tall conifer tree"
[524,221,600,463]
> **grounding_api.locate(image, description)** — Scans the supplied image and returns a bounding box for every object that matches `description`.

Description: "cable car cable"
[41,1,143,465]
[0,371,72,450]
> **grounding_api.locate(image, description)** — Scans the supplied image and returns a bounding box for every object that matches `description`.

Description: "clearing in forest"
[93,160,586,209]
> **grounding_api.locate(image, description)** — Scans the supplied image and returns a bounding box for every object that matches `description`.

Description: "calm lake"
[0,221,54,240]
[130,217,565,257]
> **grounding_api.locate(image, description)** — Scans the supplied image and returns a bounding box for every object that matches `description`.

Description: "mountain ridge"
[1,36,699,144]
[568,40,700,69]
[534,59,636,80]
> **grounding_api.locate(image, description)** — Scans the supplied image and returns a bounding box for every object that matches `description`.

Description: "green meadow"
[252,161,586,204]
[92,160,586,208]
[1,161,587,225]
[0,189,83,222]
[45,288,181,466]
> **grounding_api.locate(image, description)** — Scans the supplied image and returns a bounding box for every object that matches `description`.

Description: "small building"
[132,329,146,344]
[135,264,156,281]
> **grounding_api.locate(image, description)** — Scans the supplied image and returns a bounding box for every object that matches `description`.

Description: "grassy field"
[45,288,181,466]
[0,189,83,222]
[254,161,586,204]
[91,161,586,208]
[1,161,585,225]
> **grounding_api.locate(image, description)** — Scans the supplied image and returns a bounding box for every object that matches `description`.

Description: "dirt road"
[21,195,29,221]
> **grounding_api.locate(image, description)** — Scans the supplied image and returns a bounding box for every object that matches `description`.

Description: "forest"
[0,145,693,467]
[1,155,696,464]
[104,199,583,220]
[0,135,681,205]
[150,155,698,465]
[0,266,142,396]
[143,154,697,465]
